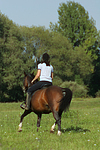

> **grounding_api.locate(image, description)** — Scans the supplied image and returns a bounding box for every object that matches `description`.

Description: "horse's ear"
[24,72,27,76]
[36,58,38,65]
[36,58,40,66]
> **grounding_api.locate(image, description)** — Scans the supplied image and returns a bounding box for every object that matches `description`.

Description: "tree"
[0,11,98,100]
[72,46,94,84]
[49,34,94,82]
[0,13,25,101]
[0,38,4,100]
[49,32,74,80]
[50,1,98,60]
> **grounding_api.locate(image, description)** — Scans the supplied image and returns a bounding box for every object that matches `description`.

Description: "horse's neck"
[27,76,33,87]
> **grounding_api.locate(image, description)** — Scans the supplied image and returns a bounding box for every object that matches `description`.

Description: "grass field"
[0,98,100,150]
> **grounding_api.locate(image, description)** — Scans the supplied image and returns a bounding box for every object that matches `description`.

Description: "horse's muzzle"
[22,86,27,93]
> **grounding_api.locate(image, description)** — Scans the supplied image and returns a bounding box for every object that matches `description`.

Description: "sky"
[0,0,100,31]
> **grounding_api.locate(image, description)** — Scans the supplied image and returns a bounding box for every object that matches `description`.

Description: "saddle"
[40,84,51,89]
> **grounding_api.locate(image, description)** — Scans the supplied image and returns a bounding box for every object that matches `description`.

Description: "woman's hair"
[42,53,50,66]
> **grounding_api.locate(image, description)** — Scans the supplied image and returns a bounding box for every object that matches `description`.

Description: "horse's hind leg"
[56,117,61,136]
[52,110,62,136]
[18,109,32,132]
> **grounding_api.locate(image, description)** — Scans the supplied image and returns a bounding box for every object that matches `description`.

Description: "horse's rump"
[30,86,62,113]
[30,88,51,113]
[46,86,72,113]
[30,86,72,114]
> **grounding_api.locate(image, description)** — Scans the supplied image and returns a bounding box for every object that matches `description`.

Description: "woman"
[24,53,53,110]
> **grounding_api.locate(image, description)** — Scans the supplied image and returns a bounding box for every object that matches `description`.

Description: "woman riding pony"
[22,53,53,110]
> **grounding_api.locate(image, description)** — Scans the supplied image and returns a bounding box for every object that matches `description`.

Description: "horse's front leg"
[50,121,57,133]
[52,110,62,136]
[37,114,42,132]
[18,109,32,132]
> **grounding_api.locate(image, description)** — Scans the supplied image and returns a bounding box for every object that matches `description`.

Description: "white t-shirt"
[38,63,53,82]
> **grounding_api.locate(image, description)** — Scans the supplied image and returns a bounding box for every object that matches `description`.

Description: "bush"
[53,76,63,86]
[96,90,100,97]
[0,85,24,102]
[60,81,88,98]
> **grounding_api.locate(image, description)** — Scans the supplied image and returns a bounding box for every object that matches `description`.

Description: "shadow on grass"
[61,126,91,133]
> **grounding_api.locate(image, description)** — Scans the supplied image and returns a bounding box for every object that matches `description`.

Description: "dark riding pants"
[27,81,52,95]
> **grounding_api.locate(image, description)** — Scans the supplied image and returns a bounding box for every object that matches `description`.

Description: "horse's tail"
[59,88,72,114]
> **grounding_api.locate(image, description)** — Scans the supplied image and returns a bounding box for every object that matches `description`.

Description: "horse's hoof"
[18,129,22,132]
[50,130,54,133]
[57,131,61,136]
[18,128,22,132]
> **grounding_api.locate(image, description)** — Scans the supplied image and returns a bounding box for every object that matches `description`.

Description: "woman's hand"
[31,69,41,84]
[31,79,34,83]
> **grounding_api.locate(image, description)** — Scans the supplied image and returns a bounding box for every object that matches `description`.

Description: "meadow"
[0,98,100,150]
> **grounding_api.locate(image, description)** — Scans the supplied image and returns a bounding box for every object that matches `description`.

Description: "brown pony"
[18,72,72,135]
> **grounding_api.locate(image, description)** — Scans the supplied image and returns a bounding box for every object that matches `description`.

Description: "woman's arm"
[31,69,41,83]
[51,72,53,80]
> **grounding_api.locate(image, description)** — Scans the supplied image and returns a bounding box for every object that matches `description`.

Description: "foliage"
[95,90,100,97]
[75,75,84,85]
[49,1,100,96]
[0,13,34,101]
[18,25,94,83]
[52,76,63,86]
[49,33,74,79]
[50,1,98,60]
[0,99,100,149]
[0,2,100,101]
[60,81,88,98]
[48,33,93,82]
[88,54,100,97]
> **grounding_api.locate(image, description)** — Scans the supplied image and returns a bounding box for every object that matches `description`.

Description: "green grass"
[0,98,100,150]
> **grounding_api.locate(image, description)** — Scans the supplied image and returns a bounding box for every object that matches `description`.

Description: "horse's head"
[23,72,36,93]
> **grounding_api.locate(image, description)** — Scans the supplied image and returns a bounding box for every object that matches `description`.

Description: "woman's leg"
[25,93,32,110]
[25,82,43,110]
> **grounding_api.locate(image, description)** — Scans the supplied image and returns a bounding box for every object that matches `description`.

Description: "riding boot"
[25,93,31,110]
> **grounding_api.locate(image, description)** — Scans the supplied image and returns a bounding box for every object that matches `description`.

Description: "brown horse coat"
[19,73,72,135]
[30,86,63,114]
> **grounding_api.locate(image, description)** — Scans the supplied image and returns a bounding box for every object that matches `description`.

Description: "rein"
[27,74,34,89]
[27,74,38,89]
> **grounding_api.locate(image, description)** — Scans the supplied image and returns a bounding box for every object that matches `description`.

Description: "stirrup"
[20,104,29,110]
[20,102,26,109]
[25,106,29,110]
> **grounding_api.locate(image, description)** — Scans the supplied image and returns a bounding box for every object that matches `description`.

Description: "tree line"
[0,1,100,102]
